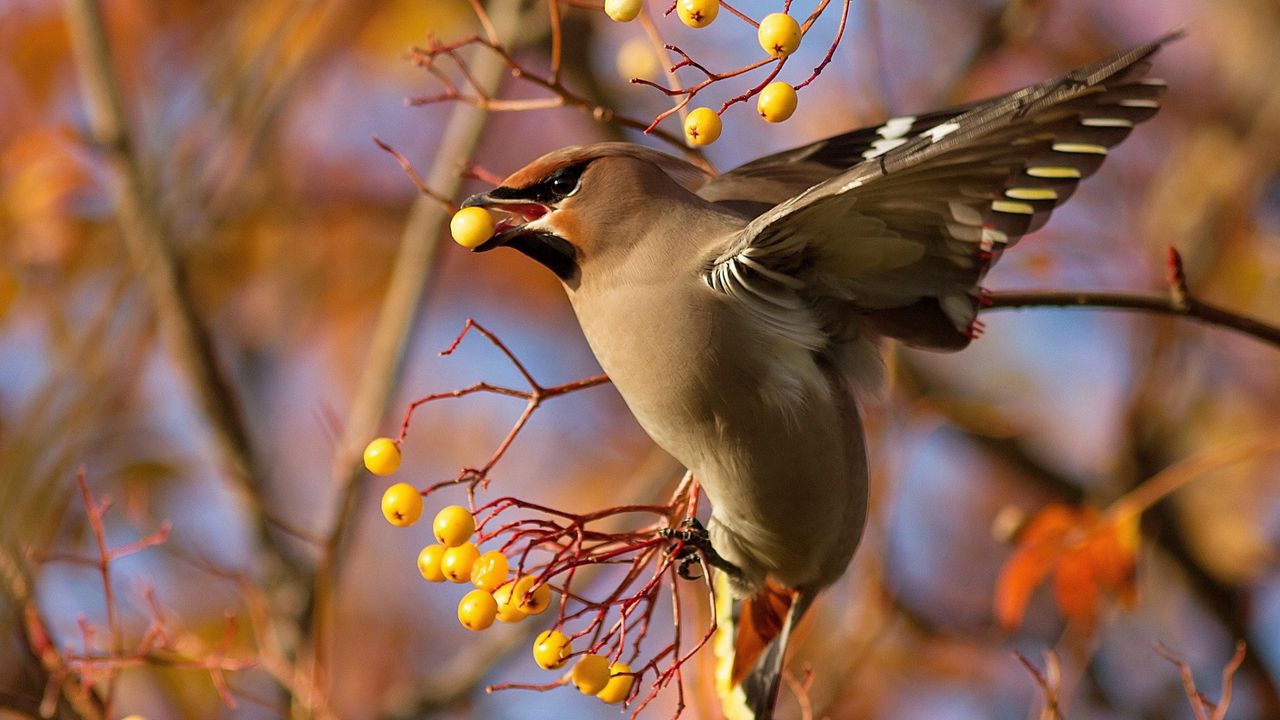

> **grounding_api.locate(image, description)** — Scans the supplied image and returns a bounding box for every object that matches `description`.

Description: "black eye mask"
[488,162,589,205]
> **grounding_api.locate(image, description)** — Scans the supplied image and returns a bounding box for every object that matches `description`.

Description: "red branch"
[372,136,454,211]
[635,0,848,130]
[406,0,853,169]
[395,319,609,504]
[28,470,255,716]
[475,476,715,718]
[394,329,713,714]
[406,23,697,159]
[782,665,816,720]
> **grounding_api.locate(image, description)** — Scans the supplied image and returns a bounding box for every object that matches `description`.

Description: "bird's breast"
[568,279,869,590]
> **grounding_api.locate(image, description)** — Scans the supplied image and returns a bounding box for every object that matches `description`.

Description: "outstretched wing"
[705,32,1179,350]
[698,108,976,213]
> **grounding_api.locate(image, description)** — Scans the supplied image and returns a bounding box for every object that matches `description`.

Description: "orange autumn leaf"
[994,504,1084,630]
[1086,511,1140,608]
[995,504,1139,631]
[0,127,92,268]
[1053,546,1102,630]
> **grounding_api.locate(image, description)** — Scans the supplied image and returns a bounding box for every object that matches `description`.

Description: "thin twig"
[547,0,563,85]
[407,26,703,164]
[396,319,610,500]
[23,473,255,718]
[1154,642,1215,720]
[1213,642,1248,720]
[1015,650,1065,720]
[1107,433,1280,521]
[983,291,1280,347]
[372,136,454,211]
[637,7,690,127]
[635,0,846,129]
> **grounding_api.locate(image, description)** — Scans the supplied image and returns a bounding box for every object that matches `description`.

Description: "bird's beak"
[460,191,579,281]
[460,192,553,253]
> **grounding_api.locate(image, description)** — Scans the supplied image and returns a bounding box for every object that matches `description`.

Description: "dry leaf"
[995,504,1139,631]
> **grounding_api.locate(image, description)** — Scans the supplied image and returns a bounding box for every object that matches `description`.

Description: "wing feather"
[704,33,1180,350]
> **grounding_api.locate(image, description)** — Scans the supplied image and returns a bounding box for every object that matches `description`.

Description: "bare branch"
[61,0,294,595]
[396,319,610,501]
[1015,651,1065,720]
[408,33,698,159]
[24,473,255,718]
[372,136,455,212]
[307,0,527,699]
[636,0,848,130]
[983,290,1280,348]
[1154,642,1211,720]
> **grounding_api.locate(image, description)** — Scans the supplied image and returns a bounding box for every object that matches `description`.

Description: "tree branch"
[61,0,299,679]
[382,445,682,718]
[983,291,1280,348]
[63,0,265,507]
[302,0,528,701]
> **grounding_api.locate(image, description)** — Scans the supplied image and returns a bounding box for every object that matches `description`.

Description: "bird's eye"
[550,173,578,196]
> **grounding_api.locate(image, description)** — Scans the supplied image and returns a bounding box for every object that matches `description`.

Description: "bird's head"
[461,143,709,284]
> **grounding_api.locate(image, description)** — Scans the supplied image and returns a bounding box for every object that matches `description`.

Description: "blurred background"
[1,0,1278,718]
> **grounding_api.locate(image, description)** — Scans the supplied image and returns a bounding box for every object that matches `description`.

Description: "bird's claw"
[658,516,707,544]
[660,517,742,581]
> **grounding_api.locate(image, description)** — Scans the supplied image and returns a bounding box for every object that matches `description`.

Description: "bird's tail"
[713,572,813,720]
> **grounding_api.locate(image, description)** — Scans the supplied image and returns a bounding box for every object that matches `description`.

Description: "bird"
[459,32,1179,719]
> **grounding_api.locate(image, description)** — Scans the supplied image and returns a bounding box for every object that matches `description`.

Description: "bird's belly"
[570,287,868,590]
[692,396,868,590]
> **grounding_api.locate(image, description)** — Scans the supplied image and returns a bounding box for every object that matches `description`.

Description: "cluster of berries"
[362,438,636,705]
[605,1,806,145]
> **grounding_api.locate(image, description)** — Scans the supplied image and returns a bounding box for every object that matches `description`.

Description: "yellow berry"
[616,37,659,81]
[440,542,480,583]
[513,574,553,615]
[380,483,423,527]
[572,653,612,695]
[363,437,401,476]
[676,0,718,28]
[757,82,798,123]
[493,581,529,623]
[757,13,802,59]
[596,662,635,704]
[433,505,475,547]
[417,544,447,582]
[533,629,573,670]
[450,206,495,249]
[604,0,643,22]
[683,108,722,147]
[470,550,509,591]
[457,588,498,631]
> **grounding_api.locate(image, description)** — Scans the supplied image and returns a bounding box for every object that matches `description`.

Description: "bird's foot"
[660,517,743,582]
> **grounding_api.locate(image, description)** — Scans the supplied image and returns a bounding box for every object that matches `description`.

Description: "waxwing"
[462,32,1179,719]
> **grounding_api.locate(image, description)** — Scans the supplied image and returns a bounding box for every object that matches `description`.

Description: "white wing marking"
[877,115,917,139]
[862,137,908,159]
[926,122,961,142]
